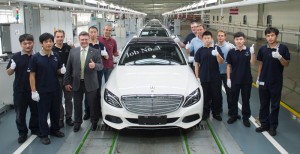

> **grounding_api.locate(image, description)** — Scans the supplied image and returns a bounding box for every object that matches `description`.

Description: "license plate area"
[138,115,167,125]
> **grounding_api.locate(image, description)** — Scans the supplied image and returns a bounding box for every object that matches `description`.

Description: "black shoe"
[236,115,241,119]
[213,115,222,121]
[83,113,90,120]
[59,120,64,128]
[66,118,74,126]
[18,135,27,143]
[227,117,237,124]
[41,137,51,145]
[256,126,269,132]
[73,124,81,132]
[243,120,251,127]
[268,128,277,136]
[50,131,65,138]
[92,123,98,131]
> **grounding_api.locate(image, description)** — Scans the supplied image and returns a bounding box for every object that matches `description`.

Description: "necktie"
[81,48,86,79]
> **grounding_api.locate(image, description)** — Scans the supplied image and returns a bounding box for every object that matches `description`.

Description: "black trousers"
[259,83,282,129]
[229,83,252,120]
[201,81,222,118]
[73,81,99,125]
[220,74,232,111]
[38,91,61,137]
[13,91,39,136]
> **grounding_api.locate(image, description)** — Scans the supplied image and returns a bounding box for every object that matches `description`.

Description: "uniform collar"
[39,50,54,56]
[216,41,226,47]
[81,46,89,51]
[204,43,214,48]
[267,42,280,49]
[234,45,246,51]
[21,50,34,55]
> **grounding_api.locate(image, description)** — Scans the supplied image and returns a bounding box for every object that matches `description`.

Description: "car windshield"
[119,44,186,66]
[140,29,168,37]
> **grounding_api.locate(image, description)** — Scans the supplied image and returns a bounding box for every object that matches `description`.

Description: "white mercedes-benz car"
[101,37,203,130]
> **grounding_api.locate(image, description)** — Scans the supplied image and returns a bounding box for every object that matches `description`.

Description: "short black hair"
[89,26,98,31]
[39,33,54,43]
[265,27,279,36]
[19,34,34,43]
[233,32,245,39]
[202,31,213,37]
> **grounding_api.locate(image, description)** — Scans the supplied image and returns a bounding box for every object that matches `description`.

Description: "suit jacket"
[64,46,103,92]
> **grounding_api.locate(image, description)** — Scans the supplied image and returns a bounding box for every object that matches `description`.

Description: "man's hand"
[101,47,109,60]
[212,47,219,56]
[227,79,231,88]
[10,59,16,70]
[272,48,282,60]
[250,44,255,54]
[65,84,72,91]
[89,59,96,69]
[60,64,66,74]
[31,91,40,102]
[185,42,190,50]
[174,36,180,43]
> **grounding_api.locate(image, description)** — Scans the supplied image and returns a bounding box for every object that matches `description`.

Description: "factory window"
[217,16,219,21]
[267,15,272,27]
[229,15,232,23]
[243,15,247,25]
[213,16,215,21]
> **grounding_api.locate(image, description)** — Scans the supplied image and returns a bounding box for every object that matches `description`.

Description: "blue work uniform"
[52,43,74,121]
[28,51,62,137]
[217,42,234,111]
[226,46,252,120]
[7,51,39,137]
[194,45,223,119]
[257,43,290,129]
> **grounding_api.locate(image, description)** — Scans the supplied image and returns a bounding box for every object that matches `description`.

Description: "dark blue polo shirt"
[89,41,104,51]
[28,51,62,93]
[226,46,253,84]
[183,32,196,45]
[6,51,33,93]
[52,43,71,78]
[194,45,223,82]
[257,43,290,84]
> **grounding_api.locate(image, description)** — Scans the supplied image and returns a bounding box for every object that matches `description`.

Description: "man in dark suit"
[64,31,103,132]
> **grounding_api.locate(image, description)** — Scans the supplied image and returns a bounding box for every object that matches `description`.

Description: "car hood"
[105,66,199,95]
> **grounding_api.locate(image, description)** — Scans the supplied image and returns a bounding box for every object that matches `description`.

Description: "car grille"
[121,95,184,115]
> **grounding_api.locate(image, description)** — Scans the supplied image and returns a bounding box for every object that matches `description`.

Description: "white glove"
[31,91,40,102]
[197,78,201,83]
[272,48,282,60]
[60,64,66,74]
[188,56,194,63]
[226,42,234,50]
[185,42,190,50]
[227,79,231,88]
[256,77,259,87]
[67,40,73,46]
[212,47,219,56]
[10,59,16,70]
[250,44,255,54]
[101,47,108,56]
[174,36,180,43]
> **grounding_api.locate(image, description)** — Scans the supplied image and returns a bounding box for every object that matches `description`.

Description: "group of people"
[175,22,290,136]
[6,23,118,145]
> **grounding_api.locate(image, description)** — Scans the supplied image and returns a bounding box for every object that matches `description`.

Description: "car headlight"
[104,89,122,108]
[182,88,201,108]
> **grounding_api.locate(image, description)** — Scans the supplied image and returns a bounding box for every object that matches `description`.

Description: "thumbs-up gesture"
[212,46,219,56]
[174,35,180,43]
[60,64,66,74]
[89,59,96,69]
[185,41,190,50]
[272,47,282,60]
[250,44,255,54]
[10,59,16,70]
[101,47,109,60]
